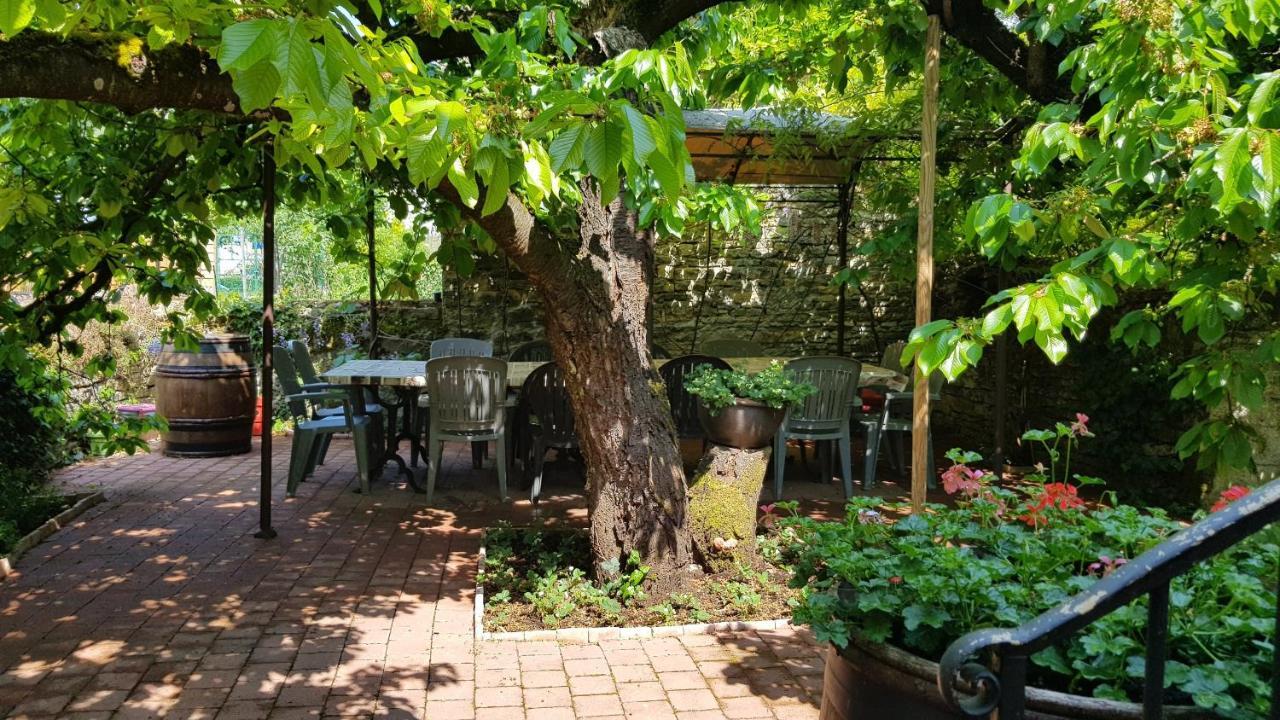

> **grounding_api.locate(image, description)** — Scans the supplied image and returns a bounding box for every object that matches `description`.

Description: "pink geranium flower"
[941,464,985,496]
[1070,413,1094,437]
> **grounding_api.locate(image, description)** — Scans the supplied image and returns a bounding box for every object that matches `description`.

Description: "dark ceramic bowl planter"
[696,398,786,449]
[820,641,1210,720]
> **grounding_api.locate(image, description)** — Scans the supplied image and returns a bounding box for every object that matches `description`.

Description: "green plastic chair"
[864,371,944,488]
[519,362,579,503]
[773,357,862,499]
[430,338,493,358]
[287,340,329,389]
[423,356,511,502]
[700,336,765,357]
[509,340,553,362]
[423,337,494,468]
[274,346,373,496]
[280,340,383,466]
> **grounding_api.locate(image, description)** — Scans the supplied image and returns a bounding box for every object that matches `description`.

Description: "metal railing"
[937,478,1280,719]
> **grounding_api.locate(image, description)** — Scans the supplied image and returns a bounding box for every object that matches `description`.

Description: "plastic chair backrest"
[272,346,308,418]
[785,356,863,427]
[881,341,906,371]
[700,337,764,358]
[520,362,577,446]
[659,355,733,438]
[430,338,493,359]
[509,340,554,363]
[288,340,322,385]
[426,356,507,434]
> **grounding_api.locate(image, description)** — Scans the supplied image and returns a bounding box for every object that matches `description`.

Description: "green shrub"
[0,370,73,554]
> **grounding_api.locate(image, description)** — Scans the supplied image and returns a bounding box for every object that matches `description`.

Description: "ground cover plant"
[785,417,1276,717]
[480,522,796,632]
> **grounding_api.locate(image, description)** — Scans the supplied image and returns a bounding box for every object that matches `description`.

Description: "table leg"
[349,384,414,492]
[394,388,426,494]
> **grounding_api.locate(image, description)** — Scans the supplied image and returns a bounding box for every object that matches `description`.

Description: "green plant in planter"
[684,362,816,415]
[783,417,1275,717]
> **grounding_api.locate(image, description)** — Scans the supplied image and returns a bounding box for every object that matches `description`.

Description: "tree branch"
[920,0,1074,105]
[0,0,741,113]
[0,31,243,114]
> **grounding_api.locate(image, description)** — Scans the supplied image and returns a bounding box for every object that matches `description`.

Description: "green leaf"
[219,19,279,71]
[647,151,682,200]
[481,160,510,217]
[0,0,36,36]
[447,157,478,208]
[1214,129,1252,212]
[436,101,468,142]
[584,121,623,179]
[621,105,656,164]
[33,0,61,28]
[980,305,1012,337]
[231,60,281,112]
[548,124,585,173]
[1249,73,1279,125]
[274,20,325,108]
[1255,133,1280,211]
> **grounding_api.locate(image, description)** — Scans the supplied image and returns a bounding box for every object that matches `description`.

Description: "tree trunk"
[687,444,770,572]
[516,185,693,578]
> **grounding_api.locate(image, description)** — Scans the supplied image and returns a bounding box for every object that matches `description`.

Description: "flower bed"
[786,417,1275,718]
[478,522,797,634]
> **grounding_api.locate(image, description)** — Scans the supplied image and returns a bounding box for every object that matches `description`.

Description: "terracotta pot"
[696,398,785,449]
[820,641,1211,720]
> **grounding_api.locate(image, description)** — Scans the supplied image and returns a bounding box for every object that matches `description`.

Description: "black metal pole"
[835,182,851,355]
[255,140,278,540]
[366,185,379,358]
[993,267,1009,470]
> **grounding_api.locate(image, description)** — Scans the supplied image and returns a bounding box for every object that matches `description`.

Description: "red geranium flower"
[1018,483,1084,528]
[1211,485,1250,512]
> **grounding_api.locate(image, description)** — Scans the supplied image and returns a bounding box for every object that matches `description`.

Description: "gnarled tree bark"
[462,183,692,577]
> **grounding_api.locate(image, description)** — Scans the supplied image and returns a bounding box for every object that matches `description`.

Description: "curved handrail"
[937,477,1280,716]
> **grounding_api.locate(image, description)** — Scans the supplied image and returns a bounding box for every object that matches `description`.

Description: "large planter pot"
[696,398,785,449]
[820,640,1211,720]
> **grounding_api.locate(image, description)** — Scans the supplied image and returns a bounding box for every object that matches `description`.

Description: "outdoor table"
[321,359,429,493]
[323,356,909,493]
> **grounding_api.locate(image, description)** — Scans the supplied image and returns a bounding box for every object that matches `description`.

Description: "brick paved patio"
[0,437,924,719]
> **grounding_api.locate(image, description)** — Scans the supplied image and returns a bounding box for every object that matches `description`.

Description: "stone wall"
[436,190,916,359]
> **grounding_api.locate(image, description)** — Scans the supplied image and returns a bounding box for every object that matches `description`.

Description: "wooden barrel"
[154,334,257,457]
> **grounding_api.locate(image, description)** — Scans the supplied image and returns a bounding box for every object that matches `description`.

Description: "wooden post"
[912,15,941,513]
[256,140,278,540]
[365,185,379,358]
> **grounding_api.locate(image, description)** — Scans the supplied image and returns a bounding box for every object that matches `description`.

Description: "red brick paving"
[0,436,925,718]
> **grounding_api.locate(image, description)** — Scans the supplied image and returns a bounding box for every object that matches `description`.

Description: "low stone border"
[0,490,106,579]
[474,530,792,641]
